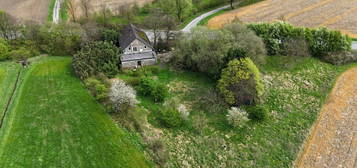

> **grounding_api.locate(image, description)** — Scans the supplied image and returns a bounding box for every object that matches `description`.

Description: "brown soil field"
[207,0,357,38]
[294,67,357,168]
[72,0,154,18]
[0,0,50,23]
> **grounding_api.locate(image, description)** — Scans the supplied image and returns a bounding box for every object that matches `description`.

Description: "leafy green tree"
[173,27,233,78]
[72,41,120,80]
[173,23,266,78]
[0,38,10,61]
[218,58,264,106]
[102,29,119,45]
[156,0,193,22]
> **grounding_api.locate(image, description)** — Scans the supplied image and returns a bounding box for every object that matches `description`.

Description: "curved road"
[352,41,357,50]
[53,0,61,23]
[182,5,232,32]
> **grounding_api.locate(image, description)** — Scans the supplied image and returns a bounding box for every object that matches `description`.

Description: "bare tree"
[230,0,235,9]
[81,0,91,18]
[68,0,77,22]
[175,0,185,22]
[162,15,177,49]
[99,3,112,25]
[145,9,164,48]
[0,11,18,40]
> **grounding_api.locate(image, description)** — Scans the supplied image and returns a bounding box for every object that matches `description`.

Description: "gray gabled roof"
[121,51,156,62]
[119,24,153,50]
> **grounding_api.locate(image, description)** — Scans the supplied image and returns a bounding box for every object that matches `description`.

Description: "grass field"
[0,57,152,167]
[0,62,21,119]
[207,0,357,38]
[118,57,357,167]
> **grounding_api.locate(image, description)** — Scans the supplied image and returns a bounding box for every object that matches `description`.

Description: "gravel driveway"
[295,67,357,168]
[352,41,357,50]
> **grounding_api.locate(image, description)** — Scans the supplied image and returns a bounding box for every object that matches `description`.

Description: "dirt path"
[295,67,357,168]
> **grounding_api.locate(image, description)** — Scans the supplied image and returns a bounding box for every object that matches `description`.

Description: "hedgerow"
[247,22,352,58]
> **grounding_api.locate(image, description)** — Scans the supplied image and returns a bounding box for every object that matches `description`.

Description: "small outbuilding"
[119,24,157,69]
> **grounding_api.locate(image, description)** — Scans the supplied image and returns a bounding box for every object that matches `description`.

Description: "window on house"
[133,47,138,51]
[144,46,147,48]
[128,47,131,50]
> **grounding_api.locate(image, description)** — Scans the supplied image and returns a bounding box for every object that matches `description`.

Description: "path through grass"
[0,57,151,168]
[0,62,21,118]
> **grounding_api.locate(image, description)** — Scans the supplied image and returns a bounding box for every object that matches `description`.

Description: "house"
[119,24,157,68]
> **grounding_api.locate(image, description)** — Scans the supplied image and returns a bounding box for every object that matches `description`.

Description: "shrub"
[218,58,264,106]
[158,106,184,128]
[323,51,357,65]
[246,105,268,121]
[9,40,40,58]
[84,77,109,102]
[226,107,250,128]
[0,38,9,61]
[72,41,120,80]
[138,77,168,102]
[126,78,141,86]
[8,47,32,61]
[282,38,311,57]
[102,29,119,45]
[177,104,189,120]
[151,83,168,102]
[147,138,169,167]
[309,27,352,58]
[109,79,138,113]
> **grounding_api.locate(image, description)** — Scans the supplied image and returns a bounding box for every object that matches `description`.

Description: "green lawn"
[0,57,152,167]
[118,57,357,167]
[0,62,21,117]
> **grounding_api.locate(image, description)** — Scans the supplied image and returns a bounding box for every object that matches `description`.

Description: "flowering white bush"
[109,80,138,113]
[226,107,250,128]
[177,104,189,120]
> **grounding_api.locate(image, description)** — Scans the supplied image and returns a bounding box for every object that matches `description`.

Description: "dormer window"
[133,47,138,51]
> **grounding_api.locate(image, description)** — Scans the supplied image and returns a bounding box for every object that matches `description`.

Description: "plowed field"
[208,0,357,38]
[0,0,50,23]
[72,0,154,18]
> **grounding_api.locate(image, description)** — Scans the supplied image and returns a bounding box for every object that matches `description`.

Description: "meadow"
[0,57,152,167]
[118,56,357,167]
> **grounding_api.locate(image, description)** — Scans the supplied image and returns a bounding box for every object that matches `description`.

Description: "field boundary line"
[293,67,357,167]
[0,68,21,129]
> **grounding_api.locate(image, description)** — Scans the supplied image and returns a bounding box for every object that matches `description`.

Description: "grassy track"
[0,57,151,167]
[0,62,21,117]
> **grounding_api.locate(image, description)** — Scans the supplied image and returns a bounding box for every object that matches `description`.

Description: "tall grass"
[0,57,152,168]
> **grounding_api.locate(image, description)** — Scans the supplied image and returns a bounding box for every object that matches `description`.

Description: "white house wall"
[124,39,152,54]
